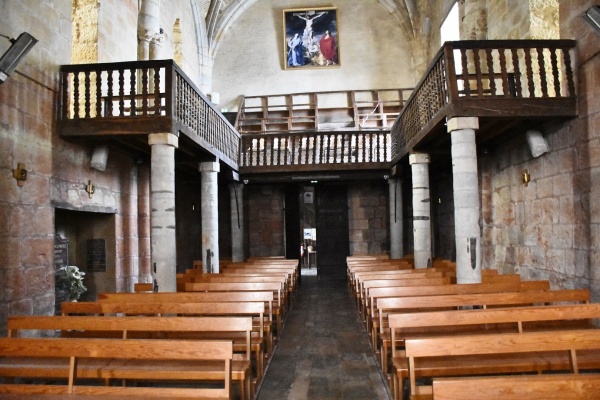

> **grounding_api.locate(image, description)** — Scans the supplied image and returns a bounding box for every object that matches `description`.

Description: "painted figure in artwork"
[319,30,337,66]
[297,11,326,41]
[287,33,304,67]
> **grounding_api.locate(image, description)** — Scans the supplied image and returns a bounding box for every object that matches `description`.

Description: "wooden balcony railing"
[391,40,577,162]
[58,59,240,169]
[239,131,391,173]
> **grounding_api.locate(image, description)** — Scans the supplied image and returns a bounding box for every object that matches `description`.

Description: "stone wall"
[348,181,389,255]
[246,185,285,257]
[0,0,72,333]
[212,0,416,111]
[430,163,456,261]
[480,0,600,301]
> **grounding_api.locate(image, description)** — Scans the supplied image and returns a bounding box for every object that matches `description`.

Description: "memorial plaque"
[87,238,106,272]
[54,235,70,315]
[54,235,68,270]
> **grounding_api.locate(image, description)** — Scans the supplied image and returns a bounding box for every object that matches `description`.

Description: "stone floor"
[256,275,390,400]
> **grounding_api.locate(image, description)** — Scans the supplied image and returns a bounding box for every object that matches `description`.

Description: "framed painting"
[283,7,340,69]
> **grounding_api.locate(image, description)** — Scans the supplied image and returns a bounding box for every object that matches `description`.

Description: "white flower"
[57,265,87,301]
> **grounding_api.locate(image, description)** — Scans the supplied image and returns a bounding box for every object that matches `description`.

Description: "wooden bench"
[97,291,276,356]
[364,280,532,341]
[133,282,154,292]
[375,289,590,376]
[365,277,550,332]
[0,337,233,398]
[431,374,600,400]
[354,269,448,310]
[405,329,600,400]
[61,301,268,387]
[184,281,286,335]
[389,302,600,400]
[7,315,253,399]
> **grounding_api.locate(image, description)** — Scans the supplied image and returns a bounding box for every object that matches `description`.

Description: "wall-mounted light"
[526,130,549,158]
[90,145,109,171]
[86,180,95,198]
[12,162,27,186]
[585,6,600,35]
[0,32,38,83]
[243,179,249,185]
[522,169,531,187]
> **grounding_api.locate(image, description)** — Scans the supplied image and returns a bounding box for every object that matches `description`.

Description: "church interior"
[1,0,600,398]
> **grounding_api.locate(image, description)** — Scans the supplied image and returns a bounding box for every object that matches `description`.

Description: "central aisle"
[256,275,390,399]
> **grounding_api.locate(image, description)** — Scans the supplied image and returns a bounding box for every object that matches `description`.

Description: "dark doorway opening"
[315,185,349,280]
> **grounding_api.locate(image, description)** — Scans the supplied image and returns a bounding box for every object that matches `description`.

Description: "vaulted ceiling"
[201,0,455,67]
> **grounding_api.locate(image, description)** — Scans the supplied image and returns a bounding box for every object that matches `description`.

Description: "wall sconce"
[85,180,95,198]
[585,6,600,35]
[243,179,249,185]
[521,169,530,187]
[12,162,27,186]
[0,32,38,83]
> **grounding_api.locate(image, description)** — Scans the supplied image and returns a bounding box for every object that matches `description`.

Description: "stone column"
[149,133,178,292]
[388,177,404,259]
[137,0,163,61]
[409,153,432,269]
[230,182,245,262]
[448,117,482,283]
[200,161,220,273]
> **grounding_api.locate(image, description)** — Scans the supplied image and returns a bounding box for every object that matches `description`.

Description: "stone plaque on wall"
[87,238,106,272]
[54,235,70,315]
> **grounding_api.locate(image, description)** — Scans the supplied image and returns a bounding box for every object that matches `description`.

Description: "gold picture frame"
[283,7,340,69]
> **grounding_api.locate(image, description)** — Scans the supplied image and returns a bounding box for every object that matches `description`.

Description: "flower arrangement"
[56,265,87,301]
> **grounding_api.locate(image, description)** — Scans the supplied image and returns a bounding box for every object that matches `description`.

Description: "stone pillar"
[388,177,404,259]
[230,182,245,262]
[409,153,432,269]
[448,117,482,283]
[200,161,220,273]
[137,0,163,61]
[149,133,178,292]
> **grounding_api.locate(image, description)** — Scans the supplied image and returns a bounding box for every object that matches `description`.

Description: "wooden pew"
[61,301,268,386]
[364,276,549,333]
[404,329,600,400]
[184,281,286,335]
[7,315,253,399]
[431,374,600,400]
[0,337,233,399]
[219,266,298,303]
[356,271,450,313]
[375,289,590,376]
[389,302,600,400]
[96,291,276,356]
[133,282,153,292]
[364,281,526,343]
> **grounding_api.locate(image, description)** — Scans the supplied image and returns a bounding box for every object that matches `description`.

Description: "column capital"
[447,117,479,132]
[148,133,178,148]
[409,153,430,165]
[199,161,220,173]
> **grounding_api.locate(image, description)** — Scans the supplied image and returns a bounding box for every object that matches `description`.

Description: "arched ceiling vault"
[200,0,445,67]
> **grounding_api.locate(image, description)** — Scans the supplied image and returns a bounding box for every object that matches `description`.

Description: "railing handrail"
[391,39,578,163]
[59,59,240,168]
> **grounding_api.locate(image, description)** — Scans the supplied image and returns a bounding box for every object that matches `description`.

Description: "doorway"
[315,185,349,280]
